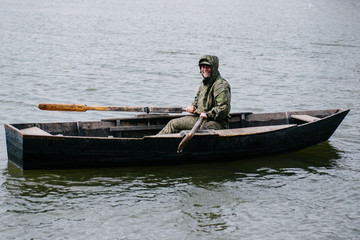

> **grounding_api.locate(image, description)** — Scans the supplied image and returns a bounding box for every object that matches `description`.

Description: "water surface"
[1,0,359,239]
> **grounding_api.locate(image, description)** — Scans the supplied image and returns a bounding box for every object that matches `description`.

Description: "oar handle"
[38,103,186,113]
[177,116,205,153]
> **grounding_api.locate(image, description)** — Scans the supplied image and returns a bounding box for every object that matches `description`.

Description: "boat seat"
[110,124,166,132]
[291,114,320,123]
[21,127,52,136]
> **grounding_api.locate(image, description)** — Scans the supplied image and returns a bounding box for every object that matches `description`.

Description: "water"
[1,0,359,239]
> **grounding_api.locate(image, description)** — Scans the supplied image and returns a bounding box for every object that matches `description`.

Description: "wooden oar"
[38,103,186,114]
[177,116,205,153]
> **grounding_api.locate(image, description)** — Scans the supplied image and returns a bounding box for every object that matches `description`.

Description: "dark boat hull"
[4,109,349,169]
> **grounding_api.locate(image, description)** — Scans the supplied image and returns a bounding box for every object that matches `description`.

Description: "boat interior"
[11,109,343,139]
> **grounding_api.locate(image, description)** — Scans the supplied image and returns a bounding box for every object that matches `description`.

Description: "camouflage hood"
[193,55,231,124]
[198,55,220,84]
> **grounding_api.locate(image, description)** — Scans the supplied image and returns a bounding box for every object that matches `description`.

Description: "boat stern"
[4,124,24,169]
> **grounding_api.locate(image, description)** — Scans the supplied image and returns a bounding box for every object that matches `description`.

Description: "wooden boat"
[4,108,349,170]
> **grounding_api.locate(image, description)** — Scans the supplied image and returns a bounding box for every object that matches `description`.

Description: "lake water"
[1,0,359,239]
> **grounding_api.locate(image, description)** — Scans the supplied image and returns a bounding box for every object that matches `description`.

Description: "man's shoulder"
[214,76,230,88]
[212,77,231,97]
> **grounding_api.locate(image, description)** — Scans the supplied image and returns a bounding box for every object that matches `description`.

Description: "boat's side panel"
[4,124,24,168]
[173,109,349,159]
[284,109,349,150]
[239,109,348,156]
[174,126,295,158]
[20,135,185,169]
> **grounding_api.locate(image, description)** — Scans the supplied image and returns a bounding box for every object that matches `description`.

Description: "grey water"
[1,0,359,239]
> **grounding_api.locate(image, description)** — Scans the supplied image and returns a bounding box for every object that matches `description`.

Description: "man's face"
[200,64,211,78]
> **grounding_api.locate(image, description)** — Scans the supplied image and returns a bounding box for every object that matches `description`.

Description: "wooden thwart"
[291,114,321,123]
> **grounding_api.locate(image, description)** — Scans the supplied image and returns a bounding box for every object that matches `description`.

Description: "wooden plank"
[215,124,297,137]
[177,130,219,138]
[144,133,182,138]
[291,114,320,122]
[147,125,296,138]
[110,125,166,132]
[21,127,52,136]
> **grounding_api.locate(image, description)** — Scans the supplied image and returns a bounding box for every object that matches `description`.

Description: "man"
[158,55,231,135]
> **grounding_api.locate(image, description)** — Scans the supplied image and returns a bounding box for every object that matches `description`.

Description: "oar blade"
[38,104,88,112]
[177,116,205,153]
[177,134,192,153]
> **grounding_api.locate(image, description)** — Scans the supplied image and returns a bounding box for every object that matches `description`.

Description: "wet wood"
[291,114,321,122]
[177,116,205,153]
[216,124,297,136]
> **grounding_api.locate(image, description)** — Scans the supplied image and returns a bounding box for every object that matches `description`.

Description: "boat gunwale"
[6,124,300,140]
[5,108,350,140]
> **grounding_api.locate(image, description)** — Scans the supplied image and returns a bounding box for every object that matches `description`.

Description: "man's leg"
[201,120,224,130]
[157,116,198,135]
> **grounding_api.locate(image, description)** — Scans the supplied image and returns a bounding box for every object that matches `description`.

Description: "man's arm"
[206,81,231,120]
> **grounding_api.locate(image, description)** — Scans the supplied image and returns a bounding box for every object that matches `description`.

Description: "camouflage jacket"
[192,55,231,125]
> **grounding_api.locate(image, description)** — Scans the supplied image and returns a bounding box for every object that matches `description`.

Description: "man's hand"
[200,112,208,119]
[186,105,197,114]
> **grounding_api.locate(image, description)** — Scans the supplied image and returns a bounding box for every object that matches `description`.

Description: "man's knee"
[202,120,224,130]
[171,116,197,132]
